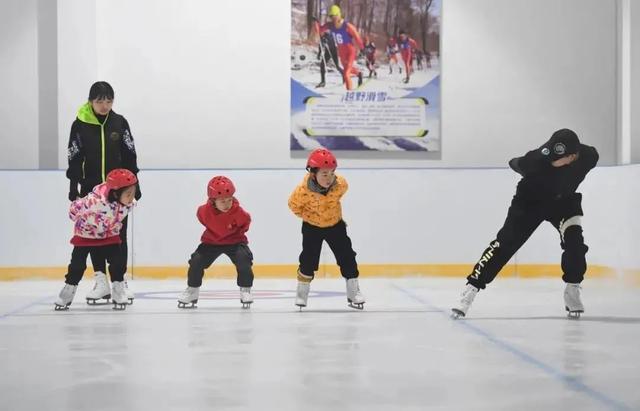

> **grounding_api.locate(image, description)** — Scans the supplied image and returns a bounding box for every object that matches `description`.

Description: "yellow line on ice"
[0,264,637,282]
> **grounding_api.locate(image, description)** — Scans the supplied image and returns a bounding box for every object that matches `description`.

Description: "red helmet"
[307,148,337,169]
[207,176,236,199]
[106,169,137,191]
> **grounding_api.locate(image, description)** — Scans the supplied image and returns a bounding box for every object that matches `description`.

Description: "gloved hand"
[68,180,80,201]
[135,182,142,201]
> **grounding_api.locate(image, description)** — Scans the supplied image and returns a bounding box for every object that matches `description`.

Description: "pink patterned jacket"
[69,183,134,246]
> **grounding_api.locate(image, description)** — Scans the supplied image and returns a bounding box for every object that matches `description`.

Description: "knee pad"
[559,216,582,242]
[562,224,588,254]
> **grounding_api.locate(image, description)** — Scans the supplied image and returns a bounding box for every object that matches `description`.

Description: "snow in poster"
[291,0,441,152]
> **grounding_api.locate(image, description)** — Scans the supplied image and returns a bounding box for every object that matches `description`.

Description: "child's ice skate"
[54,284,77,311]
[123,273,134,305]
[240,287,253,309]
[346,278,365,310]
[178,286,199,309]
[295,281,310,311]
[564,283,584,319]
[111,281,127,310]
[451,284,479,319]
[86,271,111,305]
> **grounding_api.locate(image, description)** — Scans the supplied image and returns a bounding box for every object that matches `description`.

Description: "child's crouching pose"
[288,149,365,310]
[178,176,255,309]
[55,169,137,311]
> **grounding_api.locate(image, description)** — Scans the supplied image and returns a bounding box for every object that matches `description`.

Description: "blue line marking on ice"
[0,295,52,319]
[392,284,632,411]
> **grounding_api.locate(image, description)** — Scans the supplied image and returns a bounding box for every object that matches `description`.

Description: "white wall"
[443,0,617,167]
[631,0,640,163]
[50,0,618,170]
[56,0,98,169]
[1,166,638,272]
[0,0,39,169]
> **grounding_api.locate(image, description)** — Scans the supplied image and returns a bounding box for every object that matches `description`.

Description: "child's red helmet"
[307,148,337,169]
[207,176,236,199]
[106,169,137,191]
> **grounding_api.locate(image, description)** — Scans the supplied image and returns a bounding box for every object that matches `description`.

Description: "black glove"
[508,157,525,176]
[68,180,80,201]
[135,182,142,201]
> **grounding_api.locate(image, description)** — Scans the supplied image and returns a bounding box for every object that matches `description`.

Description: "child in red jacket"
[178,176,255,309]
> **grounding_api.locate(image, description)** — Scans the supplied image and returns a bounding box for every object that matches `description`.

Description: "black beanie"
[542,128,580,160]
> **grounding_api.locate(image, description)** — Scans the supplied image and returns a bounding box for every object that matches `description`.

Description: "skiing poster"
[291,0,441,152]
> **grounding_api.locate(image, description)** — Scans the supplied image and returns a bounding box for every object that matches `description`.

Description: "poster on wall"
[291,0,441,152]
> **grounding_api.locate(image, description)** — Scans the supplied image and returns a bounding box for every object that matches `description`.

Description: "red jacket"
[197,198,251,245]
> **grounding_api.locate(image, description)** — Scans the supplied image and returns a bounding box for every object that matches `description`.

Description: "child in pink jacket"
[54,169,137,311]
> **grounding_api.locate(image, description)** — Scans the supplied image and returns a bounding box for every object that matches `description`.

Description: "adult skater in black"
[452,129,599,319]
[316,32,344,88]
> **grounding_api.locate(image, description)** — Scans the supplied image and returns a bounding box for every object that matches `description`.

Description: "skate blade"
[127,298,134,305]
[86,300,111,306]
[348,302,364,310]
[295,303,306,311]
[241,302,253,309]
[54,304,70,311]
[112,303,127,311]
[86,294,111,305]
[178,301,198,309]
[566,307,583,319]
[451,309,465,319]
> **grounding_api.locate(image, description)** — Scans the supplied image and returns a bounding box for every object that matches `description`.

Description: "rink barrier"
[0,264,637,282]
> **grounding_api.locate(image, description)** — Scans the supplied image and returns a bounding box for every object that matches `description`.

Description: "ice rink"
[1,278,638,411]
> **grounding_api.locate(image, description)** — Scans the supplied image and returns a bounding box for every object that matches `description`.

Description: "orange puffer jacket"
[288,174,348,228]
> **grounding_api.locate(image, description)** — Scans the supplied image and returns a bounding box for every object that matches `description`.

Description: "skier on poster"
[425,50,432,69]
[386,36,401,74]
[315,5,364,90]
[316,31,344,88]
[363,36,378,78]
[415,48,424,71]
[398,30,418,83]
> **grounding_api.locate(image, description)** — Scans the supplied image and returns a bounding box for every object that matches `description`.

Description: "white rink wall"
[57,0,616,168]
[0,165,638,271]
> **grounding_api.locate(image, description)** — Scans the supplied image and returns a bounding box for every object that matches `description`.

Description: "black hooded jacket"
[66,102,140,200]
[508,129,599,204]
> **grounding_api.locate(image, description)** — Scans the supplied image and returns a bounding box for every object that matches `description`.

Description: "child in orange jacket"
[288,149,365,310]
[178,176,254,309]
